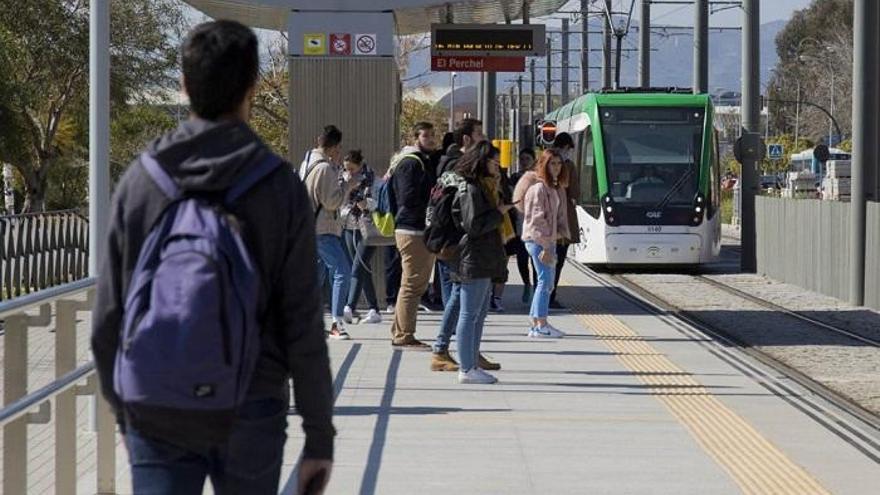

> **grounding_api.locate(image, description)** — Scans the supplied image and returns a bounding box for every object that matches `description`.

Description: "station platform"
[266,262,880,495]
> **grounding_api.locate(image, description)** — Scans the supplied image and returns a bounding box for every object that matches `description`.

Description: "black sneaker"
[549,300,567,311]
[489,296,505,313]
[326,323,351,340]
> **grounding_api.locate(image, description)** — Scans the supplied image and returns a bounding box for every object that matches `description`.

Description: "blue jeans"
[434,261,460,353]
[526,241,556,319]
[455,278,492,371]
[317,234,352,320]
[125,398,287,495]
[343,229,379,311]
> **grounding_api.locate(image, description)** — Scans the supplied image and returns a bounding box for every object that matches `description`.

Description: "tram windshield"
[599,107,704,207]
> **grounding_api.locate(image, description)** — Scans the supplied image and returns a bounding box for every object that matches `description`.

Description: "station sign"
[431,55,525,72]
[431,24,546,57]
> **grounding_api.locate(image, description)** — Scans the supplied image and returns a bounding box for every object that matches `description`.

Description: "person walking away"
[302,125,359,340]
[430,119,500,372]
[522,149,570,338]
[549,132,579,310]
[451,142,513,384]
[510,148,536,303]
[389,122,437,348]
[340,150,382,325]
[92,20,334,495]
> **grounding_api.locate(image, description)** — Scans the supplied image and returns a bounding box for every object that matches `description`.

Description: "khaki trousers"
[390,233,436,343]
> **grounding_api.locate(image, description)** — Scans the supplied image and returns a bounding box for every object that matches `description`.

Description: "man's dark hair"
[344,149,364,164]
[454,141,498,179]
[553,132,575,149]
[318,125,343,148]
[441,132,456,153]
[454,118,483,147]
[182,20,259,120]
[519,147,536,159]
[412,121,434,138]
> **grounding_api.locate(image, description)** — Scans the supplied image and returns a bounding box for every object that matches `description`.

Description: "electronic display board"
[431,24,546,57]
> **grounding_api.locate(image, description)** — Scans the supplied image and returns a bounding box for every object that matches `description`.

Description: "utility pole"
[509,85,516,141]
[740,0,760,273]
[483,72,497,138]
[517,75,524,145]
[849,0,879,305]
[639,0,650,88]
[694,0,709,93]
[529,59,537,134]
[581,0,590,93]
[449,72,457,131]
[602,0,613,88]
[561,18,570,104]
[545,36,553,114]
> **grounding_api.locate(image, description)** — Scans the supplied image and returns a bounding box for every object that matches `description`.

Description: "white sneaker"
[363,309,382,324]
[343,306,354,324]
[473,368,499,383]
[545,324,566,337]
[385,305,396,314]
[458,368,498,384]
[528,326,563,339]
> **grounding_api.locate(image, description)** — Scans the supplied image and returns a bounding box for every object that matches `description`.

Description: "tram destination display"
[431,24,546,57]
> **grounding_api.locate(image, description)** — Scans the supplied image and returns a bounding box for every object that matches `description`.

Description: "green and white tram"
[545,89,722,266]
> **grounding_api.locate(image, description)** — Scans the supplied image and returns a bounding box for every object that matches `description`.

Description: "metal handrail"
[0,278,96,319]
[0,362,95,427]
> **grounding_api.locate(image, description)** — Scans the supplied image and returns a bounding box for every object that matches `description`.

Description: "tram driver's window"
[580,130,600,218]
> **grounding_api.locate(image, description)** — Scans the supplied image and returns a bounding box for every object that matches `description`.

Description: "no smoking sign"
[354,34,377,55]
[329,34,351,56]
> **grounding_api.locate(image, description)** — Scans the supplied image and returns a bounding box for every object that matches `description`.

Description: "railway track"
[569,261,880,462]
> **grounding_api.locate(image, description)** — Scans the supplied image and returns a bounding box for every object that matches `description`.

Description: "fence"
[0,210,89,301]
[0,279,117,494]
[756,197,880,311]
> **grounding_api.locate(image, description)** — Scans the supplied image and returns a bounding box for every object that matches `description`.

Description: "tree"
[0,0,183,212]
[399,98,448,146]
[768,0,853,147]
[250,34,290,157]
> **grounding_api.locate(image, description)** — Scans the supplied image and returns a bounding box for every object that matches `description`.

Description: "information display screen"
[431,24,545,57]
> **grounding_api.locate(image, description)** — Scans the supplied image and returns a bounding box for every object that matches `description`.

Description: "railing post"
[3,315,29,495]
[55,300,78,495]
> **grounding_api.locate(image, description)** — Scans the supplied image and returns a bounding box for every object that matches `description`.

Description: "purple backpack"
[114,152,281,418]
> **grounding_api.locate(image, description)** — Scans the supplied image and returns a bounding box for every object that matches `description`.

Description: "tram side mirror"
[538,120,557,147]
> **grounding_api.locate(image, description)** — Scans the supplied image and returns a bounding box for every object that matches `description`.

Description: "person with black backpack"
[92,21,334,495]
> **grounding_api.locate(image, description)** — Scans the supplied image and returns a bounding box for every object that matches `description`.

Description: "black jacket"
[91,118,334,459]
[452,179,507,281]
[391,150,434,232]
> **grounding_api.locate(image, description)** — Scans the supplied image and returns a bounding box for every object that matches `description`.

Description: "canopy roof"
[183,0,568,34]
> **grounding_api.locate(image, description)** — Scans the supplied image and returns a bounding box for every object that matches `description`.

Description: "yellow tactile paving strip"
[570,298,830,495]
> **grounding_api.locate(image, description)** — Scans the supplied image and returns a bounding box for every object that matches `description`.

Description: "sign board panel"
[329,34,351,55]
[431,24,546,57]
[354,34,378,55]
[431,55,525,72]
[303,33,327,56]
[767,143,784,160]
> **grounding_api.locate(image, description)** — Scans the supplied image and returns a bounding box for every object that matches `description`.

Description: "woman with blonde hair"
[521,149,570,338]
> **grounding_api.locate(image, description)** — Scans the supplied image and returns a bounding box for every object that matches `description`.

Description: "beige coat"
[301,149,353,237]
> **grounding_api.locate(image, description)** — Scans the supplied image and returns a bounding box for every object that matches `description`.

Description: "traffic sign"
[767,143,784,160]
[329,34,351,56]
[431,55,525,72]
[354,34,377,55]
[303,33,326,56]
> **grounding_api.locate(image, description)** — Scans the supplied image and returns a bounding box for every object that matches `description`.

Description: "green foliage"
[110,105,178,183]
[399,97,448,146]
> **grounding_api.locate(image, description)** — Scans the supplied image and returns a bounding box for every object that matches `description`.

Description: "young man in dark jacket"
[91,20,334,494]
[388,122,436,348]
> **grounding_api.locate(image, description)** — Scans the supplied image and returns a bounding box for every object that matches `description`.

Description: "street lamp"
[449,72,458,131]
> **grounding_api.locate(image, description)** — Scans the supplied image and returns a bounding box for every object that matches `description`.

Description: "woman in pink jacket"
[521,149,570,338]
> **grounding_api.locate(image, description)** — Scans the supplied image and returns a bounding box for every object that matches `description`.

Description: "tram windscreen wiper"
[654,165,695,209]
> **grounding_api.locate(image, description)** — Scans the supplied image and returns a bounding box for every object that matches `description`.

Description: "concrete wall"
[288,57,398,173]
[866,202,880,310]
[756,197,880,311]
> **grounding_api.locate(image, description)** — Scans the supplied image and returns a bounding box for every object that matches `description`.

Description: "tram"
[544,88,722,266]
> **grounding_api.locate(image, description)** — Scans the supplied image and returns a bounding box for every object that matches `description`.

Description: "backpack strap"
[226,153,284,203]
[141,153,181,200]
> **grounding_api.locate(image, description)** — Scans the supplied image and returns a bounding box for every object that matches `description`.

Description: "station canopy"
[183,0,568,34]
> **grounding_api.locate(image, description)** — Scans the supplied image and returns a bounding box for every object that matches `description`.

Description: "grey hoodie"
[91,118,334,459]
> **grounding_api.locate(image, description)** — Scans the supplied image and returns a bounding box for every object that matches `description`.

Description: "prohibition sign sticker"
[330,34,351,55]
[354,34,377,55]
